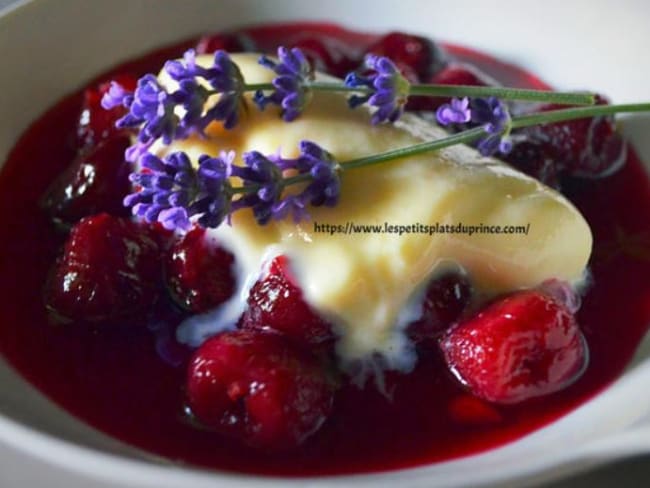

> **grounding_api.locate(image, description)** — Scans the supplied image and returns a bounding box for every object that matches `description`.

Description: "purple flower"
[125,140,155,164]
[115,74,180,146]
[293,141,341,208]
[271,195,309,223]
[344,54,410,125]
[254,47,314,122]
[174,79,211,134]
[123,142,340,230]
[201,51,246,129]
[436,97,471,125]
[433,96,513,157]
[252,141,340,223]
[166,50,245,132]
[125,152,197,230]
[476,133,513,156]
[230,151,286,224]
[103,51,246,161]
[124,151,234,231]
[164,49,211,80]
[100,81,133,110]
[192,152,235,228]
[229,141,340,225]
[470,97,513,156]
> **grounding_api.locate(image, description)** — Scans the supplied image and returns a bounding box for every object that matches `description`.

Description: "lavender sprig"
[102,49,246,162]
[253,47,314,121]
[125,141,340,230]
[344,54,411,124]
[124,151,233,231]
[103,47,596,157]
[437,96,513,156]
[105,48,650,232]
[123,101,650,232]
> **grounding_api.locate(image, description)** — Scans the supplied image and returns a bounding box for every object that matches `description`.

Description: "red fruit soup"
[0,22,649,476]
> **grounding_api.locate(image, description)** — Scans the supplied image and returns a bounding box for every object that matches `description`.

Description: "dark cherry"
[288,35,361,77]
[407,271,472,344]
[365,32,446,82]
[45,214,162,323]
[195,32,256,54]
[186,329,335,450]
[440,291,588,404]
[77,74,137,148]
[40,136,132,226]
[505,95,626,184]
[537,96,626,178]
[502,138,561,188]
[242,255,336,349]
[165,227,236,313]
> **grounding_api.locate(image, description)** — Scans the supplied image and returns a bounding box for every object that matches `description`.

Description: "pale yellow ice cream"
[160,54,592,365]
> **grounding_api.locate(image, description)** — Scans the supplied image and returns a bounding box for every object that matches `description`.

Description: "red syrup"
[0,22,649,476]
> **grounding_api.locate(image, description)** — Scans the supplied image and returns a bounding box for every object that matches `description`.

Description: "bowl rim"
[1,1,650,487]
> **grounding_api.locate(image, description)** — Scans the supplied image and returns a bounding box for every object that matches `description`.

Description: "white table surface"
[0,0,648,486]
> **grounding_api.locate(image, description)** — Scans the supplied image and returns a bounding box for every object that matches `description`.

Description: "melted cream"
[158,53,593,366]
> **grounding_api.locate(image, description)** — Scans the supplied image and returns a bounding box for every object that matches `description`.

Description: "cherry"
[505,95,626,183]
[186,329,335,450]
[365,32,446,82]
[195,32,255,54]
[242,255,336,350]
[77,74,137,148]
[41,136,132,226]
[407,271,472,344]
[440,290,588,404]
[45,214,162,323]
[165,227,236,313]
[289,35,360,77]
[502,138,561,188]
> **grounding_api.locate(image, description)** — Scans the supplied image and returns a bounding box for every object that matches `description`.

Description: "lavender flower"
[253,141,341,223]
[254,47,314,121]
[344,54,410,124]
[114,74,181,147]
[293,140,341,208]
[230,151,286,224]
[435,96,513,157]
[100,81,133,110]
[125,152,197,231]
[201,51,246,129]
[164,49,211,80]
[123,141,340,231]
[124,151,233,231]
[163,50,246,132]
[102,50,246,162]
[470,97,513,156]
[271,195,309,223]
[192,152,235,228]
[175,79,211,135]
[436,97,471,125]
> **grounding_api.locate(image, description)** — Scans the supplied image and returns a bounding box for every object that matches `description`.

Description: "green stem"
[229,102,649,194]
[511,103,650,128]
[408,84,594,105]
[341,127,486,170]
[328,102,650,173]
[243,82,274,92]
[243,82,595,105]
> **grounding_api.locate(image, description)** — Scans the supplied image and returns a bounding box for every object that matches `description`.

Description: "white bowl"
[1,0,649,487]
